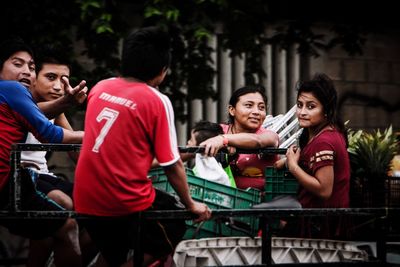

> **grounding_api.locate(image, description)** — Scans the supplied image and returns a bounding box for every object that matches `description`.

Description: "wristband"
[221,135,229,147]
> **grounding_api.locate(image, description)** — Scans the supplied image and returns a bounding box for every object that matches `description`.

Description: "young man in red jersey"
[73,26,211,266]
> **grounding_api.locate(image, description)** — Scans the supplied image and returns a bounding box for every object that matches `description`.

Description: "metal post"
[261,217,272,266]
[134,212,144,267]
[10,144,21,212]
[376,215,387,264]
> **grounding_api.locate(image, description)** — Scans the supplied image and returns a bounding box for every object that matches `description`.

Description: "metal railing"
[2,143,398,266]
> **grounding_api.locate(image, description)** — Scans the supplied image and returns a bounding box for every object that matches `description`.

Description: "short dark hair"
[121,26,171,81]
[34,44,71,74]
[0,37,34,71]
[192,120,224,144]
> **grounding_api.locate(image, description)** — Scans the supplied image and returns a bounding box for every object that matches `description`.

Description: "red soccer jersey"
[298,129,350,208]
[74,78,180,216]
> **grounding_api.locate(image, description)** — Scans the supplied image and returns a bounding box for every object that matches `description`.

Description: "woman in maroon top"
[284,73,351,239]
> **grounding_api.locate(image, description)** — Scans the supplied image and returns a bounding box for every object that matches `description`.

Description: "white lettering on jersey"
[99,92,137,110]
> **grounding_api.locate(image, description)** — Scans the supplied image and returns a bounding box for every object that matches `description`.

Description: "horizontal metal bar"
[179,146,287,154]
[0,207,397,220]
[11,143,81,152]
[11,143,287,155]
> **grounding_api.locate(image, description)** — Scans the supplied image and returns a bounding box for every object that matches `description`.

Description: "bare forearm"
[164,160,195,209]
[223,132,279,148]
[290,164,333,199]
[62,129,84,144]
[38,98,71,119]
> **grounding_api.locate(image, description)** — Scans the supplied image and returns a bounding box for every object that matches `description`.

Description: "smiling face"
[296,92,326,130]
[32,63,70,102]
[229,92,266,133]
[0,51,36,89]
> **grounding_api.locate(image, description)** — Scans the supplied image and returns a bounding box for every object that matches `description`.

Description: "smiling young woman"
[200,85,279,191]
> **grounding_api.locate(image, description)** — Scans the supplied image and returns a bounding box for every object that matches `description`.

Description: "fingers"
[61,77,88,104]
[76,80,87,91]
[72,80,87,95]
[200,136,224,157]
[62,77,87,96]
[192,204,212,224]
[75,86,88,104]
[61,76,73,95]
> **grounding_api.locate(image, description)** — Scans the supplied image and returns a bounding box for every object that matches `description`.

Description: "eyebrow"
[298,99,317,104]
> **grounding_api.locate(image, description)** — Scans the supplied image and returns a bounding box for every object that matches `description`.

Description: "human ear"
[228,105,235,116]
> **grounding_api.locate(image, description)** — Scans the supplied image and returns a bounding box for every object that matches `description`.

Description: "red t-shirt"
[221,124,279,191]
[74,78,180,216]
[298,129,350,208]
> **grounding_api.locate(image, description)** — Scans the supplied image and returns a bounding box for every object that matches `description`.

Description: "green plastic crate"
[264,167,299,202]
[148,168,261,238]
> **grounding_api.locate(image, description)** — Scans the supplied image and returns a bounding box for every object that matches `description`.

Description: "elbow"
[259,133,279,148]
[318,189,332,200]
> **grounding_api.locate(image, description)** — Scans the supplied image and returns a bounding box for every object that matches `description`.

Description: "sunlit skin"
[200,92,278,156]
[0,51,36,89]
[228,92,267,133]
[296,92,326,139]
[33,63,70,102]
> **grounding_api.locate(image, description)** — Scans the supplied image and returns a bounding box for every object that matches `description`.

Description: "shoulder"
[0,81,33,107]
[220,123,230,133]
[0,80,30,95]
[317,129,344,143]
[311,129,345,150]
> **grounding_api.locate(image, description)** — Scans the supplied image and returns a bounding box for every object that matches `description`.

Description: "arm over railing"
[9,143,286,212]
[6,143,398,266]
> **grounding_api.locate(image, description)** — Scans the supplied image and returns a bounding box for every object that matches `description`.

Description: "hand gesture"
[61,76,88,105]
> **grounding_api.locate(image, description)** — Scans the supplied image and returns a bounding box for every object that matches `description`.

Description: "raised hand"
[61,76,88,105]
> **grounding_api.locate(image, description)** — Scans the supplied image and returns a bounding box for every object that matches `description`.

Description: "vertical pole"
[134,212,143,267]
[261,217,272,266]
[376,215,387,264]
[10,144,21,212]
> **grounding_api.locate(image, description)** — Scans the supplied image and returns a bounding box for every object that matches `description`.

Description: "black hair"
[34,44,71,74]
[0,37,34,71]
[296,73,348,148]
[227,84,268,124]
[121,26,171,81]
[192,120,224,144]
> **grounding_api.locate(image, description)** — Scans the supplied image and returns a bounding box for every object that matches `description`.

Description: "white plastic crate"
[173,237,369,266]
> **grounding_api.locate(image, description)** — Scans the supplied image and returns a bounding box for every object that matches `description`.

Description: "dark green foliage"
[1,0,379,120]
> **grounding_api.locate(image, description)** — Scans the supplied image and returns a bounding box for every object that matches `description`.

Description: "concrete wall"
[310,30,400,132]
[49,26,400,180]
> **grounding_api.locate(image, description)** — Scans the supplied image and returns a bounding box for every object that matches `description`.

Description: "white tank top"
[21,119,55,173]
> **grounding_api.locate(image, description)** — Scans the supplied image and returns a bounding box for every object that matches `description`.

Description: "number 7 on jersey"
[92,107,119,153]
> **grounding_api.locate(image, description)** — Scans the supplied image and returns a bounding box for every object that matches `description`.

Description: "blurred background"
[2,0,399,174]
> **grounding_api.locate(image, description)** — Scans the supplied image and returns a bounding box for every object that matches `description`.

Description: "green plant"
[348,126,398,179]
[348,126,399,207]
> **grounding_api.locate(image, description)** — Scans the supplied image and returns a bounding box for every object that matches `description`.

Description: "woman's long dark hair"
[297,73,348,148]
